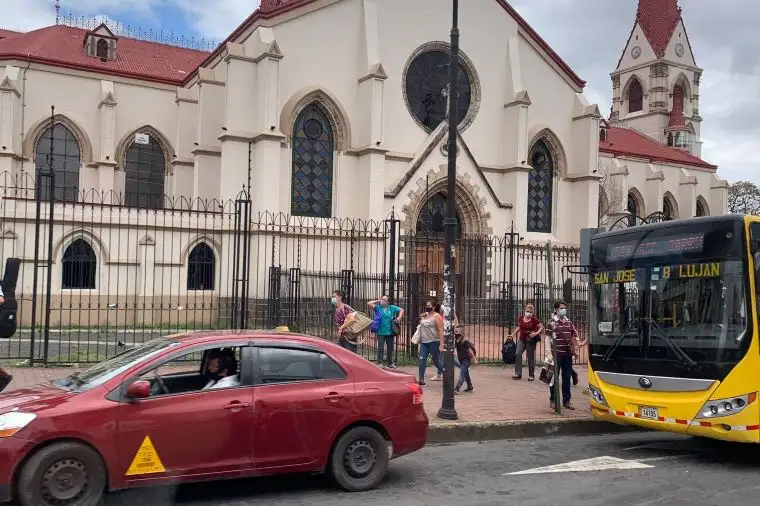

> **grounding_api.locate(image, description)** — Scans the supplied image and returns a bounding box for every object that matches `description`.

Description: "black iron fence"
[0,171,588,365]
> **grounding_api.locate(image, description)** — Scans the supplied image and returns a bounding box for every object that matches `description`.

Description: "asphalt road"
[102,431,760,506]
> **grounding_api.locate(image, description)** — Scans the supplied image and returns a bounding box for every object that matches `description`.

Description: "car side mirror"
[126,380,151,399]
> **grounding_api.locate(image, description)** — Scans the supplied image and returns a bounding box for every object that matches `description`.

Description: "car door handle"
[223,402,250,410]
[324,393,344,401]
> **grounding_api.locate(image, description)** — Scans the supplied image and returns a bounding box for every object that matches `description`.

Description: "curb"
[428,418,644,445]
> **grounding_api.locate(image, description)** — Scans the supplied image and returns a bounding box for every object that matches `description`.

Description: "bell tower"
[610,0,703,157]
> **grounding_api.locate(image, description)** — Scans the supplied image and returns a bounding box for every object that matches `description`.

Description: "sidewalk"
[2,363,621,443]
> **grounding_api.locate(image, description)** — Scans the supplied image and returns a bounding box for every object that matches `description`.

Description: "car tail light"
[696,392,757,419]
[407,383,423,404]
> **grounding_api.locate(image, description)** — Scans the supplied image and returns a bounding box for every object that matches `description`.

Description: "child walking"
[454,325,477,393]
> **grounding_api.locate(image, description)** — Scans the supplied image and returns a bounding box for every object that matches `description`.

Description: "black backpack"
[0,258,20,339]
[502,337,517,365]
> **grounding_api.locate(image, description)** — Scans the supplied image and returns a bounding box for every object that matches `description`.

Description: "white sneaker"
[430,374,443,381]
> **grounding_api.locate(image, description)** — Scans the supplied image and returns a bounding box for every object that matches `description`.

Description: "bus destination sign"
[606,233,705,261]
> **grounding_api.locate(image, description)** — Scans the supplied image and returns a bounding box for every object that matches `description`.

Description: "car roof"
[164,329,327,347]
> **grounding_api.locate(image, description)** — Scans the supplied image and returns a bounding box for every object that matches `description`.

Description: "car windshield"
[56,339,179,392]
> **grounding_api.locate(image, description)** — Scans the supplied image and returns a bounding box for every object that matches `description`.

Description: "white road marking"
[504,456,654,475]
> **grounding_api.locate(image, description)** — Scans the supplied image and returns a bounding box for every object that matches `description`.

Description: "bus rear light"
[697,392,756,419]
[588,385,608,407]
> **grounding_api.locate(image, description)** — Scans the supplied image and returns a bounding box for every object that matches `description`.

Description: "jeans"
[419,341,443,381]
[549,354,573,404]
[515,339,537,377]
[456,359,473,391]
[376,334,395,365]
[339,338,358,354]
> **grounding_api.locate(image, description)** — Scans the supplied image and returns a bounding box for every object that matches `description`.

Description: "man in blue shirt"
[368,295,404,369]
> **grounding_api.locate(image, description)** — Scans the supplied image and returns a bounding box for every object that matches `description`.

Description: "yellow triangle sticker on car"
[125,436,166,476]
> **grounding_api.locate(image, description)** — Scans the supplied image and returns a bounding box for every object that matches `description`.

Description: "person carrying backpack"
[454,324,477,393]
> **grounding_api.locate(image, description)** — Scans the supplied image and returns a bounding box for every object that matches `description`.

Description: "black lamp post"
[437,0,459,421]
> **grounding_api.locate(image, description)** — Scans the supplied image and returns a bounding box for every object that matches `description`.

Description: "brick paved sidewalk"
[2,363,590,424]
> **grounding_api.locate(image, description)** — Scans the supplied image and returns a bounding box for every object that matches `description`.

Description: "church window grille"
[290,103,334,218]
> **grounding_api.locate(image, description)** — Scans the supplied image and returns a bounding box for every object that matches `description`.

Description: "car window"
[258,348,347,384]
[139,346,245,397]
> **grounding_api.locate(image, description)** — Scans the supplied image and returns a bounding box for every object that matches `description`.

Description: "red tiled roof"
[636,0,681,58]
[0,29,19,40]
[600,126,716,170]
[0,25,209,85]
[191,0,586,88]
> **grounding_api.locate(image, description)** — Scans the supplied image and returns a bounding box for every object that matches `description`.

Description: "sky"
[1,0,756,183]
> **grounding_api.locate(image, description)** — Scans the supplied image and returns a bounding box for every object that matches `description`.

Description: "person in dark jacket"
[544,300,579,410]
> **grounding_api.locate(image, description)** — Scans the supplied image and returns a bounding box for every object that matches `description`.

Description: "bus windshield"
[588,218,751,380]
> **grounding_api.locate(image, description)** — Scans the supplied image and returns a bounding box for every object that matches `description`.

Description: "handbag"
[370,311,383,333]
[411,325,421,345]
[539,365,553,384]
[391,320,401,336]
[346,311,372,336]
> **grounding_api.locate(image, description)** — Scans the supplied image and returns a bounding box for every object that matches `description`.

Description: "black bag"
[502,337,516,365]
[0,368,11,393]
[0,258,20,339]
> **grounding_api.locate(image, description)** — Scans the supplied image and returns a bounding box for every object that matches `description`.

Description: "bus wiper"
[602,332,630,363]
[646,317,698,369]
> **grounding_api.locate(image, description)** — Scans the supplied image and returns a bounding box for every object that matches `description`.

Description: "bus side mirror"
[563,278,573,304]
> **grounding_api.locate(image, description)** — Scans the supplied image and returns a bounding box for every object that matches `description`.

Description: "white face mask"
[525,312,533,318]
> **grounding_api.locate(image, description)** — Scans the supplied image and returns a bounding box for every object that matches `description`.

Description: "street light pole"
[437,0,459,421]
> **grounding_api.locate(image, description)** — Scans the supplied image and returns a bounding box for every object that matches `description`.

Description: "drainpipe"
[18,54,32,174]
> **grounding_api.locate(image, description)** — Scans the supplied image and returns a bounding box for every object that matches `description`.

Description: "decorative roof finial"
[55,0,61,25]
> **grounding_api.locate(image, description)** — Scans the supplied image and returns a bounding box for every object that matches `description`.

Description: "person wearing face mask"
[417,298,444,385]
[544,300,579,410]
[510,303,544,381]
[368,295,404,369]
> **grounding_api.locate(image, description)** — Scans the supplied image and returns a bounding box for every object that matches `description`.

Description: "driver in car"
[203,353,240,390]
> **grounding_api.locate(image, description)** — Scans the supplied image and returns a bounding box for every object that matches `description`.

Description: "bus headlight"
[697,392,756,419]
[588,385,608,407]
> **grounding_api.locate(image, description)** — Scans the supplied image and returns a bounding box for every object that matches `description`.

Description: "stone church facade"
[0,0,727,330]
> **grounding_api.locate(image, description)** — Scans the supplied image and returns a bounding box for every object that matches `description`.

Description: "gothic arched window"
[663,195,676,220]
[627,191,640,227]
[124,133,166,209]
[416,192,462,239]
[628,79,643,113]
[291,103,334,218]
[34,123,81,203]
[62,239,96,289]
[187,242,216,291]
[527,140,554,233]
[96,39,109,60]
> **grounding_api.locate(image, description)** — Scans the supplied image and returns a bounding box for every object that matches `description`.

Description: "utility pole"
[437,0,459,421]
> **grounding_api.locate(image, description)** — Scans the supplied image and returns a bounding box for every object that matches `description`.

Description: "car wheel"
[329,426,389,492]
[17,441,106,506]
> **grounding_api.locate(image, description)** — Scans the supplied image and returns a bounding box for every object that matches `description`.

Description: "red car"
[0,330,428,505]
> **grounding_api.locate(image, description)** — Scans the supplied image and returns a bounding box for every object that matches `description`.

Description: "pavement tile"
[1,363,591,425]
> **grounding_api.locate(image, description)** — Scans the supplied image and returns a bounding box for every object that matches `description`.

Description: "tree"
[597,158,624,227]
[727,181,760,215]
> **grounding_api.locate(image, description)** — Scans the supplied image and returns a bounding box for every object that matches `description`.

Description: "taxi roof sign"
[275,325,290,332]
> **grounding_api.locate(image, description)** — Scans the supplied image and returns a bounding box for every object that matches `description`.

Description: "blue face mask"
[331,297,338,306]
[558,308,567,317]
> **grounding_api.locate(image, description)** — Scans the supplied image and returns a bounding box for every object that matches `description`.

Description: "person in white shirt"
[203,354,240,390]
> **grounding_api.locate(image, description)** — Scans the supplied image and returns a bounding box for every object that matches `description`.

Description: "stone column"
[678,169,697,218]
[192,68,225,202]
[94,81,118,197]
[0,66,21,174]
[171,88,198,199]
[645,166,665,214]
[247,28,285,215]
[709,175,728,215]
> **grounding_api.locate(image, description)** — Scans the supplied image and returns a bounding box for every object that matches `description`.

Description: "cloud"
[170,0,260,41]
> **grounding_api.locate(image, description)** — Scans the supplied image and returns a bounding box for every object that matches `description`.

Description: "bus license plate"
[639,407,658,419]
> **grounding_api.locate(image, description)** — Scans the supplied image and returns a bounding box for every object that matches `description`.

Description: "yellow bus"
[585,214,760,443]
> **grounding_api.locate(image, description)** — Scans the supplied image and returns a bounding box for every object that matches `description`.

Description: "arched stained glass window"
[291,103,334,218]
[526,140,554,233]
[416,192,462,238]
[627,191,640,227]
[35,123,81,202]
[628,79,643,113]
[62,239,96,289]
[124,134,166,209]
[187,242,216,291]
